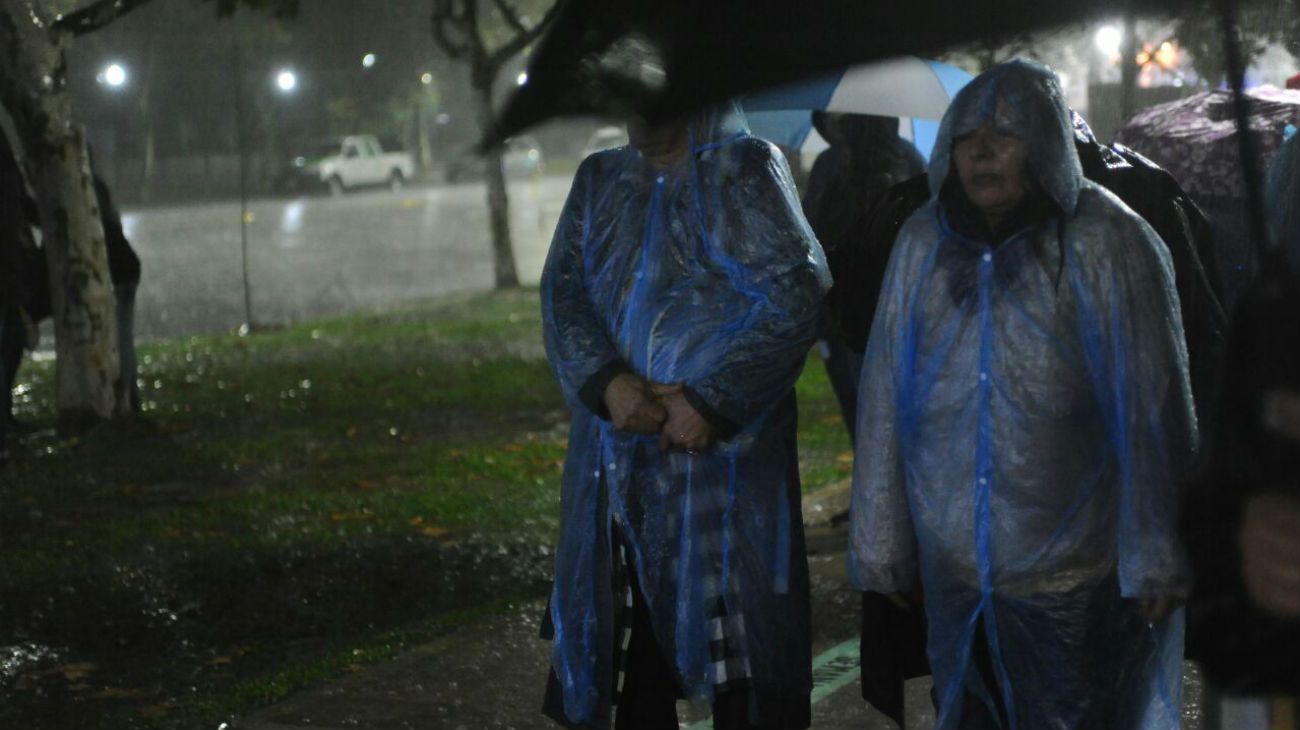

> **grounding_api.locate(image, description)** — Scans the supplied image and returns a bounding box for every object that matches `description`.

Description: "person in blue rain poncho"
[539,103,830,730]
[848,60,1197,729]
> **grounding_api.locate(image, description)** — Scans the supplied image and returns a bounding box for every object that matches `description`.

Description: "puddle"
[0,643,62,684]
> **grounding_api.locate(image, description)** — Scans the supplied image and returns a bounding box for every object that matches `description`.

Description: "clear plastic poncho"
[541,104,830,728]
[848,60,1197,729]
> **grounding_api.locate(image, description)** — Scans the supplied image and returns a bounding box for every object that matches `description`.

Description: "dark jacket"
[0,130,42,319]
[1185,137,1300,694]
[803,114,925,343]
[1183,262,1300,695]
[94,175,142,289]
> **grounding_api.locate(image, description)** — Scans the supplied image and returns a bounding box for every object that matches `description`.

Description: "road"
[120,178,572,341]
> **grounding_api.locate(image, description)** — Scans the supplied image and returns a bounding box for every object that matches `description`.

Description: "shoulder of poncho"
[704,134,783,169]
[577,146,635,180]
[1071,182,1152,239]
[891,199,943,270]
[1066,181,1167,269]
[898,199,942,246]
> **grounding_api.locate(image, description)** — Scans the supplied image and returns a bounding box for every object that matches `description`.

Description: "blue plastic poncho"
[541,104,830,728]
[848,60,1197,729]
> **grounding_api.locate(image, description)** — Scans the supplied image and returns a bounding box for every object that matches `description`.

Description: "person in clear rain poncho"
[849,60,1196,729]
[539,103,830,730]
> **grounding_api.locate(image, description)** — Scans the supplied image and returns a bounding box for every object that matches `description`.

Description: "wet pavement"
[121,178,571,341]
[230,483,1204,730]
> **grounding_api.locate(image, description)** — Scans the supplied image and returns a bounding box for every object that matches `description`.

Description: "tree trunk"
[474,86,518,289]
[138,5,159,203]
[0,0,125,426]
[141,118,157,203]
[1120,13,1139,122]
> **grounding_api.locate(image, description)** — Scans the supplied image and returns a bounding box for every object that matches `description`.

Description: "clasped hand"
[603,373,714,452]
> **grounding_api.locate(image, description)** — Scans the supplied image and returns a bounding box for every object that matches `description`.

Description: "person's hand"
[1261,388,1300,443]
[884,583,925,610]
[1240,492,1300,618]
[884,593,912,610]
[1138,596,1180,624]
[603,373,667,435]
[651,383,713,452]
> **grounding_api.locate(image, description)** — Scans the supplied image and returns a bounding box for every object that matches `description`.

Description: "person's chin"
[971,193,1012,211]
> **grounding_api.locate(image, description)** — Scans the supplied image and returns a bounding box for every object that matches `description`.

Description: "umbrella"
[1115,85,1300,200]
[742,57,973,162]
[484,0,1194,146]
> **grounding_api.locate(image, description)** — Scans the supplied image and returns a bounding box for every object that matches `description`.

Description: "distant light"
[1094,25,1123,58]
[516,72,528,86]
[276,70,297,93]
[362,53,377,69]
[421,72,434,86]
[1154,40,1179,70]
[102,63,127,88]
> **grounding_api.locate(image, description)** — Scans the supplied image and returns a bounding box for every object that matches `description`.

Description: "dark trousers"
[957,622,1010,730]
[1,306,24,427]
[115,283,140,411]
[543,563,761,730]
[819,336,863,443]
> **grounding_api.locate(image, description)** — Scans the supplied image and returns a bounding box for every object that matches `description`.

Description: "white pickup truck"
[293,135,415,196]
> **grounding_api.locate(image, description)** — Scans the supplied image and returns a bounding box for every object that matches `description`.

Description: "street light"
[516,71,528,86]
[1094,25,1123,59]
[421,72,434,86]
[100,62,127,88]
[362,53,377,69]
[275,69,297,93]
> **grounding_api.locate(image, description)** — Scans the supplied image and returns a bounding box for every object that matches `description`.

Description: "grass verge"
[0,287,850,729]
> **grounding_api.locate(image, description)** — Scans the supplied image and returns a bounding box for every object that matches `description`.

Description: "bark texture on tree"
[1120,12,1139,122]
[432,0,558,291]
[0,0,125,425]
[476,89,518,289]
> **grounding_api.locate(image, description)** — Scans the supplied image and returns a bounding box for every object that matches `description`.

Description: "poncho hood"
[929,58,1083,216]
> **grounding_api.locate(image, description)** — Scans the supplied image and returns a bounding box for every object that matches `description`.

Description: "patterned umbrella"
[1115,85,1300,200]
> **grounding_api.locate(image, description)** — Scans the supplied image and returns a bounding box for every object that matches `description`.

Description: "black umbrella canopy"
[485,0,1198,147]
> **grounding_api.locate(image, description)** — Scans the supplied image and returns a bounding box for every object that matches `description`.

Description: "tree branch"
[483,0,559,73]
[52,0,156,37]
[431,0,474,60]
[490,0,527,36]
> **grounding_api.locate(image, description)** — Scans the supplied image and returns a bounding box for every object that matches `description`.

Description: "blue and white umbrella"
[743,56,973,163]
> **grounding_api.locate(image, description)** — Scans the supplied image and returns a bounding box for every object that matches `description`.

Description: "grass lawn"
[0,288,851,730]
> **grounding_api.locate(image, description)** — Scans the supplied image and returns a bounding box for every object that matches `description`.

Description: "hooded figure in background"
[803,113,926,440]
[1182,133,1300,728]
[849,60,1196,729]
[540,102,829,730]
